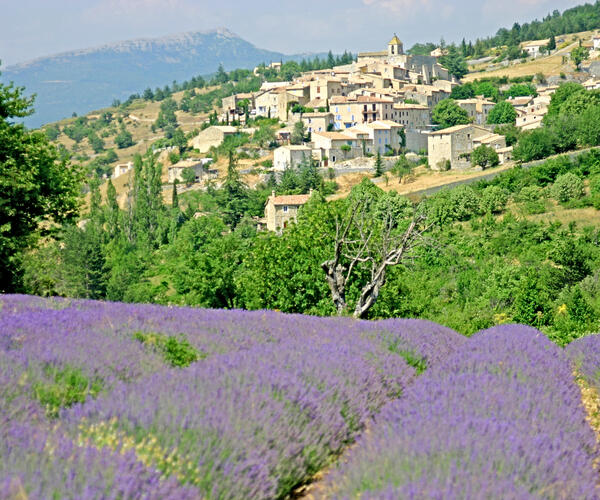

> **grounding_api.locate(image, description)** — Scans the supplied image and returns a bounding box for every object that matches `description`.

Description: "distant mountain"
[1,28,315,128]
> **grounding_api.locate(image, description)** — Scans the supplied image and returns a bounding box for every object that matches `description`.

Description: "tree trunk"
[353,268,386,319]
[322,261,347,315]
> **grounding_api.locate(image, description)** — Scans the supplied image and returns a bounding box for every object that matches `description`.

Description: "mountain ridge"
[1,29,323,127]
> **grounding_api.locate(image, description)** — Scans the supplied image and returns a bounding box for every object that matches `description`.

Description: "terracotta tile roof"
[429,124,472,135]
[394,103,429,110]
[313,131,354,140]
[330,95,394,104]
[270,194,311,206]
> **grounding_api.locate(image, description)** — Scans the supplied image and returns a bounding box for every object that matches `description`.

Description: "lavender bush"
[0,295,462,499]
[0,421,197,500]
[567,333,600,391]
[327,325,599,499]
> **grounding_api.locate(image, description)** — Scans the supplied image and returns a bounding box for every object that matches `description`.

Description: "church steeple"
[388,34,404,56]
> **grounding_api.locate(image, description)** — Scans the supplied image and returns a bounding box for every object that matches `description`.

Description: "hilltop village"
[102,32,600,231]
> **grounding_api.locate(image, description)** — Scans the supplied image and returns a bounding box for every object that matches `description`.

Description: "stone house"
[302,112,334,134]
[330,95,395,129]
[428,124,507,171]
[273,145,312,171]
[254,90,280,119]
[189,126,238,153]
[352,120,404,155]
[265,191,312,232]
[222,92,256,122]
[312,131,363,164]
[113,161,133,178]
[584,77,600,90]
[455,98,496,125]
[309,78,343,102]
[168,158,216,183]
[403,84,450,108]
[594,35,600,51]
[521,39,550,58]
[393,103,431,129]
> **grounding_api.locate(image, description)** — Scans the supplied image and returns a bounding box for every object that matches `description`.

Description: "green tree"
[551,173,584,202]
[513,269,549,327]
[44,124,60,141]
[374,151,384,177]
[182,167,196,184]
[480,185,507,214]
[546,82,584,119]
[432,99,471,129]
[220,151,249,227]
[506,83,537,98]
[494,123,521,146]
[547,35,556,51]
[487,101,517,124]
[513,128,556,162]
[571,45,590,69]
[290,121,306,145]
[471,145,499,169]
[115,126,134,149]
[154,98,178,129]
[439,47,469,79]
[87,131,105,154]
[0,73,82,290]
[253,122,276,147]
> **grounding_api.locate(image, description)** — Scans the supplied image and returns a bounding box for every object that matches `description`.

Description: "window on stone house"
[283,206,288,213]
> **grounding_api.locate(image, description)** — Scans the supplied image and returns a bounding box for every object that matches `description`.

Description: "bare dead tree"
[322,196,433,319]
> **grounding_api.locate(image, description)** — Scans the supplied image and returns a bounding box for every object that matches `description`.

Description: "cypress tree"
[374,152,384,177]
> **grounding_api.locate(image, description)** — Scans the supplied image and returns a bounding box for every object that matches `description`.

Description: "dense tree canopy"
[487,101,517,124]
[0,72,82,291]
[432,99,471,129]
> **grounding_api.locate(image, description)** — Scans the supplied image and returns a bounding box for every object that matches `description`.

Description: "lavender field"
[1,295,599,499]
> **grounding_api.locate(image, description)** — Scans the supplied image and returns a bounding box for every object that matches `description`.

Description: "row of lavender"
[326,325,600,498]
[0,295,463,499]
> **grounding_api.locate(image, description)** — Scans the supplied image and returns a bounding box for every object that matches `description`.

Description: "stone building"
[189,126,237,153]
[428,124,508,170]
[455,98,496,125]
[264,191,312,232]
[273,145,312,171]
[168,158,215,183]
[302,112,335,134]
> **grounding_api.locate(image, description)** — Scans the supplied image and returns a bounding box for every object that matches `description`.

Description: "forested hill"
[489,2,600,46]
[1,28,322,128]
[410,2,600,57]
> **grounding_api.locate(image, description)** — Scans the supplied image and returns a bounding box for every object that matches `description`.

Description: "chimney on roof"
[309,188,313,196]
[271,190,276,198]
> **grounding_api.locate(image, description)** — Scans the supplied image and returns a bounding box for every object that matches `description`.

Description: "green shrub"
[429,185,480,223]
[551,173,584,202]
[471,145,499,169]
[480,185,508,214]
[517,185,542,202]
[134,331,205,368]
[589,175,600,196]
[33,365,103,418]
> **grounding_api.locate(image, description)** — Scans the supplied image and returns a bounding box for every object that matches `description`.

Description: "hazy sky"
[0,0,585,66]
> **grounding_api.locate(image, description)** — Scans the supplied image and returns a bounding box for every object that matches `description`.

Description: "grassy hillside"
[465,30,596,81]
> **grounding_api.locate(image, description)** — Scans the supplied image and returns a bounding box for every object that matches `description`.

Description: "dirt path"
[294,425,371,499]
[576,374,600,441]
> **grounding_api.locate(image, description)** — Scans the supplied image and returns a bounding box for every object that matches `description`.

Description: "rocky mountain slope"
[2,28,311,127]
